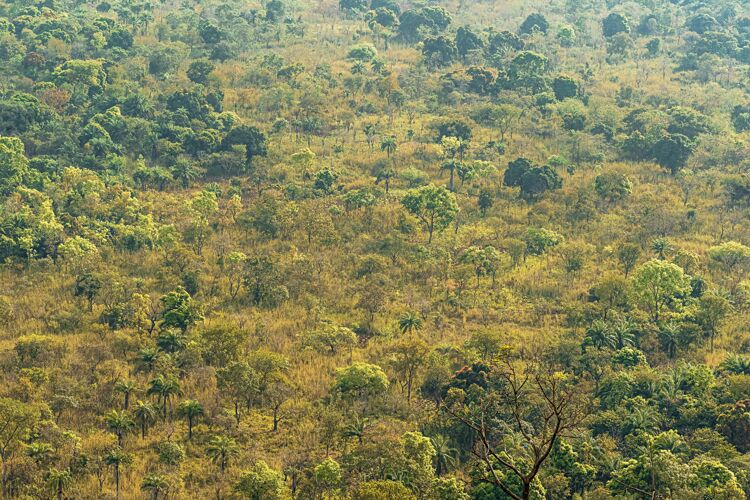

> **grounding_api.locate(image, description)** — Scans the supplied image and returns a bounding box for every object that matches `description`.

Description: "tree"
[159,287,203,332]
[653,134,694,174]
[708,241,750,293]
[302,322,357,355]
[398,311,423,335]
[334,362,389,403]
[603,13,630,38]
[524,228,563,256]
[595,172,632,203]
[104,410,136,447]
[0,136,28,195]
[235,461,287,499]
[141,474,170,500]
[422,36,458,68]
[442,358,585,500]
[519,13,549,34]
[223,125,268,164]
[618,243,641,277]
[430,435,457,476]
[401,185,458,243]
[695,293,730,352]
[206,435,239,474]
[388,337,429,404]
[217,361,257,425]
[380,135,397,158]
[552,76,580,101]
[74,273,102,312]
[133,400,157,439]
[105,448,132,500]
[456,26,483,59]
[114,380,138,410]
[186,59,215,85]
[45,468,73,500]
[147,374,182,418]
[460,245,501,288]
[177,399,204,440]
[631,260,691,322]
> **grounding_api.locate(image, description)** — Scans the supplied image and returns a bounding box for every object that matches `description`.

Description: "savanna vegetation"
[2,0,750,498]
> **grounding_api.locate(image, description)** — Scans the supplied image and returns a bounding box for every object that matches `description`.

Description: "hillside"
[2,0,750,498]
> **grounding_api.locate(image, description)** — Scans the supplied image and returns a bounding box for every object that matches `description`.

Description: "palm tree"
[45,468,72,500]
[430,435,457,476]
[720,355,750,375]
[206,435,239,474]
[147,374,182,418]
[380,135,397,158]
[26,442,53,466]
[398,311,423,335]
[441,159,458,192]
[135,347,161,373]
[375,164,396,194]
[177,399,204,440]
[104,410,136,447]
[105,449,132,500]
[114,380,138,410]
[133,400,157,439]
[611,317,637,349]
[155,330,188,354]
[582,320,616,350]
[141,474,170,500]
[363,124,377,150]
[342,415,369,445]
[170,159,200,188]
[651,237,670,260]
[658,322,681,359]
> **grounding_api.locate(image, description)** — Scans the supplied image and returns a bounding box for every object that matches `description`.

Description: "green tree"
[206,435,239,474]
[631,260,691,322]
[401,185,458,243]
[0,136,28,195]
[235,460,287,499]
[133,400,157,439]
[695,293,730,352]
[177,399,204,440]
[104,410,136,447]
[114,380,138,410]
[141,474,170,500]
[105,448,132,500]
[708,241,750,293]
[45,468,73,500]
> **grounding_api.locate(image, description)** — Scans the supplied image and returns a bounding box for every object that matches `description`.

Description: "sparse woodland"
[3,0,750,498]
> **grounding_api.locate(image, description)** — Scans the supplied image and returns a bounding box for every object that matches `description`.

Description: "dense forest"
[4,0,750,498]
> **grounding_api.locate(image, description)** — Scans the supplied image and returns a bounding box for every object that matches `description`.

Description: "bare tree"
[442,358,587,500]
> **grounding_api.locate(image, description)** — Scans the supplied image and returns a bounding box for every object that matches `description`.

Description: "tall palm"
[398,311,423,335]
[380,135,397,158]
[133,400,157,439]
[611,317,637,349]
[105,449,132,500]
[658,322,681,359]
[141,474,170,500]
[375,164,396,194]
[147,374,182,418]
[206,435,239,474]
[430,435,457,476]
[651,237,670,260]
[177,399,204,440]
[441,160,458,192]
[135,347,161,373]
[45,468,73,500]
[114,380,138,410]
[104,410,136,447]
